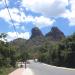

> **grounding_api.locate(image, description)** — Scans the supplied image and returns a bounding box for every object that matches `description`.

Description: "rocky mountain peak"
[11,26,65,50]
[46,27,65,41]
[30,27,44,39]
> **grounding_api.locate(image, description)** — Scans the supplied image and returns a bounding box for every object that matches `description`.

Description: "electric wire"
[3,0,19,64]
[4,0,27,68]
[4,0,18,38]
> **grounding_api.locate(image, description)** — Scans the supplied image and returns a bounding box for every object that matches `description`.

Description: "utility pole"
[24,51,26,69]
[24,51,27,69]
[25,61,26,69]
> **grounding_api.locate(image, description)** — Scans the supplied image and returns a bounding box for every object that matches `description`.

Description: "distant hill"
[11,26,65,53]
[11,38,26,47]
[10,38,27,54]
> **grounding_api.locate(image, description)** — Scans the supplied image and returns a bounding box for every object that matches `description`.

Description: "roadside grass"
[0,67,17,75]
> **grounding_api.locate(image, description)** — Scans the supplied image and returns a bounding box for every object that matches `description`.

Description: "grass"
[0,67,16,75]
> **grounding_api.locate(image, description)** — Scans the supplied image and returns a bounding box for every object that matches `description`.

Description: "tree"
[0,33,7,42]
[0,33,17,68]
[20,52,29,62]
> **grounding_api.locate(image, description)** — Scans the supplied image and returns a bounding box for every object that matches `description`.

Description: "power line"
[4,0,27,68]
[4,0,18,38]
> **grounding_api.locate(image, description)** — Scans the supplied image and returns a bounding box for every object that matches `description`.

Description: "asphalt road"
[27,60,75,75]
[9,60,75,75]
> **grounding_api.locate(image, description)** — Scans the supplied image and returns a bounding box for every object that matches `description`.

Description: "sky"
[0,0,75,41]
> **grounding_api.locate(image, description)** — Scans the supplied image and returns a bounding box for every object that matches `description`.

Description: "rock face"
[11,27,65,49]
[26,27,45,47]
[46,27,65,41]
[30,27,44,39]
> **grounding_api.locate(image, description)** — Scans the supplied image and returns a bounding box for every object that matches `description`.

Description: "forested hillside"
[11,27,75,68]
[0,27,75,72]
[38,33,75,68]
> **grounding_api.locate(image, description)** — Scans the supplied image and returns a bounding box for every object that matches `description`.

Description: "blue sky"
[0,0,75,41]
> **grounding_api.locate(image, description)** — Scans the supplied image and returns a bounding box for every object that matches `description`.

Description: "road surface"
[9,60,75,75]
[28,60,75,75]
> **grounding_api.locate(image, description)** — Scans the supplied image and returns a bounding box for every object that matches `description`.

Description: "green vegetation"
[0,33,29,75]
[0,67,16,75]
[0,33,17,75]
[10,30,75,68]
[0,31,75,75]
[37,33,75,68]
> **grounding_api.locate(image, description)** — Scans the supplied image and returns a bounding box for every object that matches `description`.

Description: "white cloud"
[20,0,75,26]
[67,0,75,26]
[61,0,75,26]
[70,0,75,11]
[34,16,55,28]
[0,0,9,9]
[0,0,75,28]
[0,7,54,28]
[0,8,10,21]
[25,16,55,28]
[7,32,30,41]
[21,0,68,17]
[67,11,75,26]
[25,16,35,22]
[0,8,26,24]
